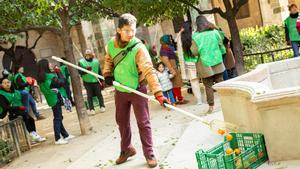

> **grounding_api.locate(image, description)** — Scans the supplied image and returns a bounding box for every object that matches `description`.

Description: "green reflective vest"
[0,89,23,107]
[107,37,141,93]
[14,73,30,91]
[192,29,223,67]
[218,29,226,55]
[79,58,99,83]
[183,51,198,63]
[60,64,71,84]
[38,73,67,107]
[284,15,300,42]
[0,106,3,117]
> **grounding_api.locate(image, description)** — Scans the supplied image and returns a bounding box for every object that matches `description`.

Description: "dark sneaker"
[36,115,46,120]
[115,147,136,165]
[176,100,189,105]
[146,155,157,168]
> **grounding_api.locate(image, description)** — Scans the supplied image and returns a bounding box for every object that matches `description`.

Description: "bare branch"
[176,0,226,18]
[0,45,9,52]
[30,32,43,49]
[233,0,249,15]
[25,31,29,48]
[0,26,62,36]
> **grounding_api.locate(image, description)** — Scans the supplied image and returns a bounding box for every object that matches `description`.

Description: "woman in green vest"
[0,77,46,142]
[284,3,300,57]
[37,59,74,145]
[191,15,225,113]
[180,21,203,105]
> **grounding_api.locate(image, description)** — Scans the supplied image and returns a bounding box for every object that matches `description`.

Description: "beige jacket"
[160,56,184,88]
[103,39,163,97]
[191,41,225,78]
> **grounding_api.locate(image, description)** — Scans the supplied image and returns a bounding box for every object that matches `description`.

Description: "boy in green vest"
[78,50,105,115]
[0,77,46,142]
[103,13,169,168]
[284,3,300,57]
[14,65,46,120]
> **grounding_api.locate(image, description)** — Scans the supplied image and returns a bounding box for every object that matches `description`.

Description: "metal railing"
[243,47,293,71]
[0,117,31,165]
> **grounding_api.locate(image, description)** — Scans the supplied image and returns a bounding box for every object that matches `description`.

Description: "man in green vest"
[78,50,105,115]
[284,3,300,57]
[103,13,169,168]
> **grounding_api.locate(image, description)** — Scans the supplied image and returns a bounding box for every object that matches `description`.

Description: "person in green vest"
[60,58,75,106]
[191,15,225,113]
[0,77,46,142]
[78,50,105,115]
[0,105,7,119]
[180,21,203,105]
[216,28,230,80]
[284,3,300,57]
[14,65,46,120]
[103,13,169,168]
[37,59,75,145]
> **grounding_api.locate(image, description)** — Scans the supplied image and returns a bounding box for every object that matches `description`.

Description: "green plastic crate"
[84,96,100,109]
[195,133,268,169]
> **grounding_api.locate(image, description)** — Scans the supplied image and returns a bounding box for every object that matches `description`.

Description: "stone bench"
[213,57,300,162]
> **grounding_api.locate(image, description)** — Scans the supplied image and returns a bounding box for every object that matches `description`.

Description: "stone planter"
[213,57,300,162]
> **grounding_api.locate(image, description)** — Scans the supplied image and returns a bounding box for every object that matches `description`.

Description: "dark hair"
[168,35,177,50]
[181,21,193,56]
[289,4,297,10]
[14,65,22,74]
[0,77,9,84]
[37,59,51,83]
[196,15,216,32]
[118,13,137,28]
[116,13,137,45]
[156,62,165,70]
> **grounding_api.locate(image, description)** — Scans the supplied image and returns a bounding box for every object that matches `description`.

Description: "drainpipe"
[258,0,264,26]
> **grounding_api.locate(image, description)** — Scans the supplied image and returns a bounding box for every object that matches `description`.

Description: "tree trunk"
[222,0,245,74]
[226,16,245,74]
[61,13,92,135]
[75,24,87,54]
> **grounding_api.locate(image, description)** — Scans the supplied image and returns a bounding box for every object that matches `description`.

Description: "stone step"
[162,111,224,168]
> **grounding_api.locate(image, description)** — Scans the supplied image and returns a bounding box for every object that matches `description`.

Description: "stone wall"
[212,0,263,37]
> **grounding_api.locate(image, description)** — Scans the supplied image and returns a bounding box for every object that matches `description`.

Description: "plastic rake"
[51,56,239,133]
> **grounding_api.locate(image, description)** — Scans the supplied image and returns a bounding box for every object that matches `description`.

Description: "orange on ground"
[218,128,225,135]
[226,148,233,155]
[234,148,241,155]
[226,134,233,141]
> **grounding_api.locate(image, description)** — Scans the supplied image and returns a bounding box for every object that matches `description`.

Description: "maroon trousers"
[115,85,153,159]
